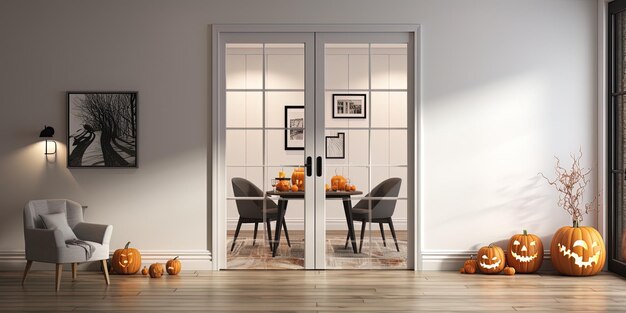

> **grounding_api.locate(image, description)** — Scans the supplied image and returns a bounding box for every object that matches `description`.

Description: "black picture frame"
[284,105,305,150]
[332,94,367,119]
[67,92,138,168]
[325,132,345,159]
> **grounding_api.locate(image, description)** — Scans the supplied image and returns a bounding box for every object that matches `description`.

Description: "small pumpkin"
[325,184,330,192]
[463,255,477,274]
[350,185,357,191]
[331,170,347,191]
[149,263,164,278]
[477,244,505,274]
[550,221,605,276]
[276,179,290,191]
[111,241,142,275]
[503,267,516,275]
[291,168,305,191]
[291,184,299,192]
[141,266,148,276]
[331,184,338,191]
[459,267,465,274]
[166,256,182,275]
[506,230,544,273]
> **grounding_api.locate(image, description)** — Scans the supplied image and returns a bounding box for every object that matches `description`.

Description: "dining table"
[265,190,363,257]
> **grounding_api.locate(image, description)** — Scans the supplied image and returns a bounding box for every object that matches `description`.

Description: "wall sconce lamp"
[39,125,57,155]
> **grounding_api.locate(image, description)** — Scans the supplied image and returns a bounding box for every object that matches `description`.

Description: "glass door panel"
[225,41,310,269]
[321,41,409,269]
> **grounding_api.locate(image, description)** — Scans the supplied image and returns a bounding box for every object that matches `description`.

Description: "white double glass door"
[215,28,416,270]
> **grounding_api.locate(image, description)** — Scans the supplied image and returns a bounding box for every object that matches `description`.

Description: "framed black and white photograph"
[68,92,137,168]
[284,105,304,150]
[325,132,345,159]
[332,94,366,119]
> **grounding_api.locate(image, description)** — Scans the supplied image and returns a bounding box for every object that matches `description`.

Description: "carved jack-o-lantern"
[550,222,605,276]
[149,263,164,278]
[477,244,505,274]
[111,241,142,275]
[506,230,544,273]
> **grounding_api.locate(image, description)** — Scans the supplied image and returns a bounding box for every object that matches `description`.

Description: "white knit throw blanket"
[65,239,95,260]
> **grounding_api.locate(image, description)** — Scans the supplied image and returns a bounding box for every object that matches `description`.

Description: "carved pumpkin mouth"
[557,243,601,268]
[511,251,538,263]
[479,259,501,269]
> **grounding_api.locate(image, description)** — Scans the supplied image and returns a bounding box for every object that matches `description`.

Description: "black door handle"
[316,156,322,177]
[306,156,312,177]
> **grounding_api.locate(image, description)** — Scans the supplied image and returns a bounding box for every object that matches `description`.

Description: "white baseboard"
[0,250,212,271]
[421,250,555,271]
[227,218,408,230]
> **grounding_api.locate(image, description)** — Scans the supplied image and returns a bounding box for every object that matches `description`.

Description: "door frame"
[211,24,421,270]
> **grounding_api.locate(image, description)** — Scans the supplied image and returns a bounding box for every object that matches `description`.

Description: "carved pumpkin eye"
[491,256,497,261]
[530,241,536,246]
[513,240,520,246]
[573,240,588,250]
[121,254,126,257]
[482,255,488,259]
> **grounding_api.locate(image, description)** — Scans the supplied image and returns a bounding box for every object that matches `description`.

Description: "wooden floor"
[2,270,626,311]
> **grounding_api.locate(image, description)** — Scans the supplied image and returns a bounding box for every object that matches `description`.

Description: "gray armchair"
[23,199,113,291]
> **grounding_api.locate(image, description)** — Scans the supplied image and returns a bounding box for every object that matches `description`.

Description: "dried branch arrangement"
[539,149,597,225]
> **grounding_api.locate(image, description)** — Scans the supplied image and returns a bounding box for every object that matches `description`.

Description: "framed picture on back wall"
[332,94,366,119]
[284,105,304,150]
[67,92,138,168]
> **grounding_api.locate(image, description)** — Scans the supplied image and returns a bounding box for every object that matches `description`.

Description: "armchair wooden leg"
[388,218,400,252]
[22,260,33,285]
[359,221,366,253]
[55,263,62,292]
[252,222,259,246]
[72,263,77,281]
[101,260,110,285]
[379,222,387,247]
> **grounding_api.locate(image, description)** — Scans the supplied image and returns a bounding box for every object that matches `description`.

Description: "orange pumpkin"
[166,256,181,275]
[331,173,347,191]
[459,267,465,274]
[350,185,356,191]
[111,242,142,274]
[503,267,516,275]
[463,255,477,274]
[276,179,290,191]
[325,184,330,191]
[141,266,148,276]
[506,230,543,273]
[331,184,338,191]
[291,184,299,192]
[550,222,605,276]
[477,244,505,274]
[149,263,164,278]
[291,168,305,191]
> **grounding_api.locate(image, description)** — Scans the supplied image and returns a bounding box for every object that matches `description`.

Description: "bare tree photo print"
[68,92,137,167]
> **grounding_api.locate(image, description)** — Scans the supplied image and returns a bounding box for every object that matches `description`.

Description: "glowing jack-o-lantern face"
[506,230,544,273]
[550,225,605,276]
[477,245,505,274]
[111,241,142,275]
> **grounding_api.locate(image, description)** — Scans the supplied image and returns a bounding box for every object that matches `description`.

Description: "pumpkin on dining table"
[166,256,182,275]
[477,244,505,274]
[291,168,305,191]
[331,171,347,191]
[506,230,543,273]
[111,241,142,275]
[550,221,605,276]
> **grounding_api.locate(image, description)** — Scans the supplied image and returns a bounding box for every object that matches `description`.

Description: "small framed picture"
[67,92,137,168]
[284,105,305,150]
[332,94,367,119]
[325,132,345,159]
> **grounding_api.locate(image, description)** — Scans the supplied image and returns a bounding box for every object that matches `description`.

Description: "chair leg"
[379,222,387,247]
[55,263,62,292]
[344,232,350,249]
[72,263,77,281]
[101,260,110,285]
[231,219,243,252]
[282,218,291,247]
[22,260,33,285]
[266,220,272,252]
[252,222,259,246]
[388,218,400,252]
[359,221,366,253]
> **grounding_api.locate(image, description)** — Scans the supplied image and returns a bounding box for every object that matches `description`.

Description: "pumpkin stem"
[174,256,179,260]
[523,229,528,236]
[124,241,131,249]
[573,219,580,228]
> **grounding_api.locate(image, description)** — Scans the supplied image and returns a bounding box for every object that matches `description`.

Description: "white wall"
[0,0,598,270]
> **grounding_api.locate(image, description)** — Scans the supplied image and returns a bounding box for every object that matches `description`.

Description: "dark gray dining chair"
[231,177,291,252]
[345,178,402,253]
